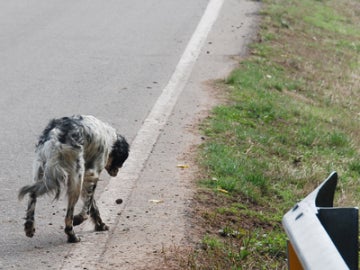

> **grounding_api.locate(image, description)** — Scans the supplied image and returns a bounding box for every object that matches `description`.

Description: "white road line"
[122,0,225,179]
[61,0,225,267]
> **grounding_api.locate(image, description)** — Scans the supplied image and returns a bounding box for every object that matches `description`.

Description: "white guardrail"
[282,171,358,270]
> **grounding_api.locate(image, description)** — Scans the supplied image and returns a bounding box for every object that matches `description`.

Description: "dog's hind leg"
[64,167,83,243]
[24,192,37,237]
[64,188,82,242]
[64,199,80,243]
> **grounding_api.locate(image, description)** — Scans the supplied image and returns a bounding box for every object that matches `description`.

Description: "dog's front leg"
[73,175,97,226]
[74,199,109,231]
[73,181,95,227]
[74,180,109,231]
[90,199,109,231]
[75,172,109,231]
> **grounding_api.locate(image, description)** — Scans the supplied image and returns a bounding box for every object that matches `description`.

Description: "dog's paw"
[67,234,81,243]
[73,214,86,226]
[95,223,109,231]
[24,220,35,238]
[65,226,81,243]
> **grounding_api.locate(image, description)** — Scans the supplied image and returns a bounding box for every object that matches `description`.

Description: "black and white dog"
[18,115,129,243]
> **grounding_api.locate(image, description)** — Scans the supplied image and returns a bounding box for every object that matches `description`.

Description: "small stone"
[115,198,123,204]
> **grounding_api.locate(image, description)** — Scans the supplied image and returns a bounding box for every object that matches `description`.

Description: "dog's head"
[105,134,129,177]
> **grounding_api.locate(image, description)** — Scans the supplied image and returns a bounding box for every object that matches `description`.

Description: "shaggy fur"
[18,115,129,243]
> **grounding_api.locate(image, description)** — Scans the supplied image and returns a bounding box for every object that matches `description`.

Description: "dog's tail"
[19,142,69,201]
[18,170,67,201]
[18,170,66,201]
[18,181,53,200]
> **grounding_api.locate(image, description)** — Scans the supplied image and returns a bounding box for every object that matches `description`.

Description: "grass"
[161,0,360,269]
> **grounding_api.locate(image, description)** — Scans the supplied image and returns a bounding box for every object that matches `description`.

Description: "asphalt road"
[0,0,210,268]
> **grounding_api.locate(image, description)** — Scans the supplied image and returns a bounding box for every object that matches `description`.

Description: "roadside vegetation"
[163,0,360,269]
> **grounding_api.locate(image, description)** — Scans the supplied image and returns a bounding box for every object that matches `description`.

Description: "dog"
[18,115,129,243]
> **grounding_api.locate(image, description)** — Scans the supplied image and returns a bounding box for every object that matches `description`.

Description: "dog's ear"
[109,134,129,168]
